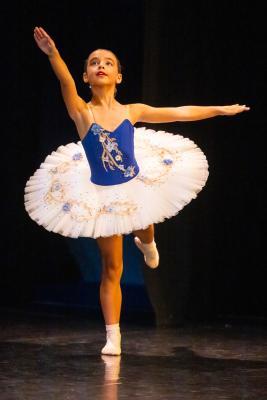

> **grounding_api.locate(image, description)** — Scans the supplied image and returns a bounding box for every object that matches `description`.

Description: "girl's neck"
[90,86,118,109]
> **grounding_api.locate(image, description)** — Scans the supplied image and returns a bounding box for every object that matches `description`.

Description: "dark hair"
[84,49,122,74]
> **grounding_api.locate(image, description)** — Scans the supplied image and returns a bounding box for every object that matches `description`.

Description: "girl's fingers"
[34,27,43,40]
[34,32,44,43]
[223,104,250,115]
[34,32,42,41]
[33,33,41,43]
[34,27,49,41]
[228,104,250,111]
[34,27,42,35]
[39,27,49,38]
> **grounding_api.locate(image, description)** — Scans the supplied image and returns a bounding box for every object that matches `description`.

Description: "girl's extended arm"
[34,27,85,119]
[133,103,250,123]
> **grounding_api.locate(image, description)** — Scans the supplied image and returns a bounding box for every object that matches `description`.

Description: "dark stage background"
[1,1,266,325]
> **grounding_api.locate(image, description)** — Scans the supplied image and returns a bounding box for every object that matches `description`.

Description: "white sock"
[101,323,121,356]
[134,237,159,268]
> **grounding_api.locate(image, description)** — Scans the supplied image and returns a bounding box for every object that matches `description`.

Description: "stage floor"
[0,308,267,399]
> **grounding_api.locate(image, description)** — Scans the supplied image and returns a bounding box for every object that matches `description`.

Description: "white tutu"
[24,126,209,238]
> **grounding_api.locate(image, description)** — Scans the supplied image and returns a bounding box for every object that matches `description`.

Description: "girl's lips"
[96,72,107,76]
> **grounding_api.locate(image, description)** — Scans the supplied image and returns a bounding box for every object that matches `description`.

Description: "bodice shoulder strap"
[88,104,96,123]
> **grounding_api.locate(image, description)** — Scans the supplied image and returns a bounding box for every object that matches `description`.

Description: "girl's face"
[83,49,122,90]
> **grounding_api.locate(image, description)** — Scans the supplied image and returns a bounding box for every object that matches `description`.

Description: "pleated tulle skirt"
[24,126,209,238]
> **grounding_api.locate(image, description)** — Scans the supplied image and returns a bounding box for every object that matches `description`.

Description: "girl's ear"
[83,72,89,83]
[116,73,122,84]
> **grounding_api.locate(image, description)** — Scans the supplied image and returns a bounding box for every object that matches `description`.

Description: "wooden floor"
[1,307,267,399]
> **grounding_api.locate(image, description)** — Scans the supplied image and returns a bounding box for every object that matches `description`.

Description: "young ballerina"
[24,27,249,356]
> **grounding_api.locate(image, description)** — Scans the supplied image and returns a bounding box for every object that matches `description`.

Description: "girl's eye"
[90,60,112,66]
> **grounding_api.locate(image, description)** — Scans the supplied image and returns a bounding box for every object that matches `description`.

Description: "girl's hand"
[33,27,56,56]
[218,104,250,116]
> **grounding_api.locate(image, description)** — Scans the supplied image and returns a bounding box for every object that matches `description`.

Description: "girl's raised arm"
[34,27,86,120]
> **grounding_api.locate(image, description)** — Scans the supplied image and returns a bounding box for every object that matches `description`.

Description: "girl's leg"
[132,224,159,269]
[132,223,154,244]
[96,234,123,355]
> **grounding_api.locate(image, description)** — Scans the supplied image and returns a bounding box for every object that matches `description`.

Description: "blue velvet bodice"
[81,119,140,186]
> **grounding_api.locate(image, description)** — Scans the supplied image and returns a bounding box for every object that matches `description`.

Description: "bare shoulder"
[127,103,149,123]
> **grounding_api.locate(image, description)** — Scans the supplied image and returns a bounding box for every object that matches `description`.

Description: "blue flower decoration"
[106,142,116,152]
[91,124,102,135]
[62,202,71,212]
[91,124,110,136]
[163,158,173,165]
[72,152,83,161]
[124,166,135,177]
